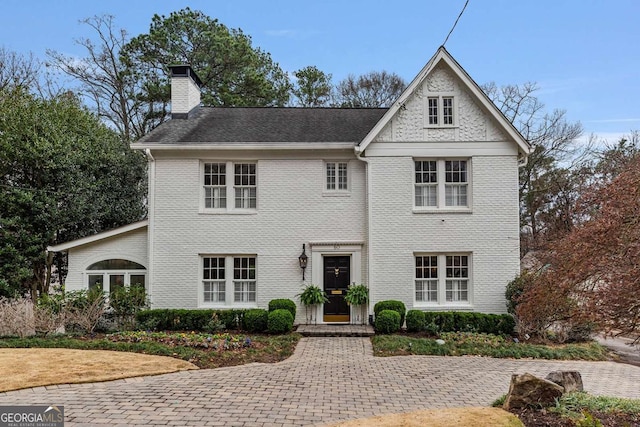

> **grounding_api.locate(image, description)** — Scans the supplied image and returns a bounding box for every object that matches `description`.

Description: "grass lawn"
[0,348,197,392]
[0,332,301,370]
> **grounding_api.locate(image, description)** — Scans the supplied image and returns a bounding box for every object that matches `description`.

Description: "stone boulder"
[503,373,564,410]
[545,371,584,393]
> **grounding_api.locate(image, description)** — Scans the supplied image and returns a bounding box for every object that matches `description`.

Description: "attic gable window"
[425,94,455,127]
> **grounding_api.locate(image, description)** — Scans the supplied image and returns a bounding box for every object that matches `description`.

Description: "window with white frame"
[426,95,455,126]
[204,163,226,209]
[415,159,469,209]
[86,259,146,296]
[415,254,470,305]
[325,162,348,191]
[202,162,257,211]
[203,257,226,302]
[234,163,257,209]
[201,255,257,306]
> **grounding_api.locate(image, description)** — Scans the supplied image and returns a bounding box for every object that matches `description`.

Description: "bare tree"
[46,15,155,142]
[482,82,585,251]
[335,71,406,107]
[0,47,41,92]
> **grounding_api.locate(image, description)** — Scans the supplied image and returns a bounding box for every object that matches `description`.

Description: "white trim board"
[47,220,148,252]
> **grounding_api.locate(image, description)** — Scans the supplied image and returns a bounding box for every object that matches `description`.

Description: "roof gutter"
[132,142,357,151]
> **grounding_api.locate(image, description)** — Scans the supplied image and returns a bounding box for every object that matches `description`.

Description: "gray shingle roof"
[134,107,388,145]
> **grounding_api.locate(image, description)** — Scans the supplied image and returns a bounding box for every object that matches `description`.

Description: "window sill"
[414,303,473,311]
[423,125,459,129]
[412,208,472,214]
[322,191,351,197]
[199,303,258,309]
[199,210,258,215]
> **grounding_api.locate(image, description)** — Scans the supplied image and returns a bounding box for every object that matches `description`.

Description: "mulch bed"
[511,407,640,426]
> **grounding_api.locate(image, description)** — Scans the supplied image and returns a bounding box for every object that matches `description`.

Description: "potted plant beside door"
[297,284,328,324]
[344,283,369,325]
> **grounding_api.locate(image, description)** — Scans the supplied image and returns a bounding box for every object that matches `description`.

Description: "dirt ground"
[324,407,523,427]
[0,348,198,392]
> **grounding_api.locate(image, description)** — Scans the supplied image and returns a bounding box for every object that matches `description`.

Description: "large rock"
[503,373,564,410]
[545,371,584,393]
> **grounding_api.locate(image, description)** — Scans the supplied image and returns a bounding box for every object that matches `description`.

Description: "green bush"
[267,309,294,334]
[408,311,515,335]
[109,286,148,330]
[406,310,426,332]
[268,299,296,321]
[373,300,406,327]
[374,310,401,334]
[135,309,246,331]
[243,309,269,332]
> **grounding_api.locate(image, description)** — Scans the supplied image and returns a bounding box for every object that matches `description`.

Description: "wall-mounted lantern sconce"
[298,244,308,281]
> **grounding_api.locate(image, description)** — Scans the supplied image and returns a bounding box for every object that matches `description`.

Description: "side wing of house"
[48,221,148,294]
[360,47,529,314]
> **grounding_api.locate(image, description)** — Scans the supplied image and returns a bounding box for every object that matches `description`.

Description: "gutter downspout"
[354,145,372,323]
[145,149,155,307]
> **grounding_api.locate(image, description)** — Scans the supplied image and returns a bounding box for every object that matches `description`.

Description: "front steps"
[296,324,374,337]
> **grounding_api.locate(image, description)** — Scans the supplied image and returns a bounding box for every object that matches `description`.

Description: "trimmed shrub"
[267,309,294,334]
[405,310,426,332]
[373,300,406,327]
[243,309,269,332]
[374,309,401,334]
[268,299,297,321]
[135,309,246,331]
[407,311,515,336]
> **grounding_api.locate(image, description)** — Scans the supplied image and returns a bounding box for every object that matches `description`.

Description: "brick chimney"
[169,65,202,119]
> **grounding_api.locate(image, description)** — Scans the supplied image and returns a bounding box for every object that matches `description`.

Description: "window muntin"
[446,255,469,302]
[415,161,437,207]
[445,160,468,207]
[415,255,438,302]
[415,254,470,305]
[202,162,257,212]
[204,163,227,209]
[203,257,226,303]
[85,259,146,295]
[442,97,453,125]
[414,160,469,209]
[234,257,256,302]
[425,95,455,127]
[234,163,257,209]
[428,98,439,125]
[201,256,257,306]
[326,162,348,191]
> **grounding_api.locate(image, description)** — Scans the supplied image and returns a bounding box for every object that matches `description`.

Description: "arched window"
[86,259,146,295]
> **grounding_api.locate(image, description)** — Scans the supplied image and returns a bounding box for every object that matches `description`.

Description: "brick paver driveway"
[1,337,639,426]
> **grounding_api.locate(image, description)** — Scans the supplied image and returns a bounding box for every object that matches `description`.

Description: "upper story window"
[426,95,455,127]
[202,162,257,212]
[415,159,469,209]
[326,162,348,191]
[234,163,257,209]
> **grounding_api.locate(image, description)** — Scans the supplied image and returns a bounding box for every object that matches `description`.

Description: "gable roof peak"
[357,47,531,157]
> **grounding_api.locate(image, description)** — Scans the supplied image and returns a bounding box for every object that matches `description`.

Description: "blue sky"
[2,0,639,143]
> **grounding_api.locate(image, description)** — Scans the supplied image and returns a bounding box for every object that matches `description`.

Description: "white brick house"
[49,47,530,323]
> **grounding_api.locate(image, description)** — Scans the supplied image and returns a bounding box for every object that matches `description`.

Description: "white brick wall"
[150,153,367,321]
[65,228,148,291]
[171,77,201,115]
[364,60,521,314]
[367,156,520,314]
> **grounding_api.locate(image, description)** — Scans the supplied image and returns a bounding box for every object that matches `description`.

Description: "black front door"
[323,256,350,323]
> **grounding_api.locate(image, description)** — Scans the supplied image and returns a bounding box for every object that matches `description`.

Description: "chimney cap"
[168,64,203,87]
